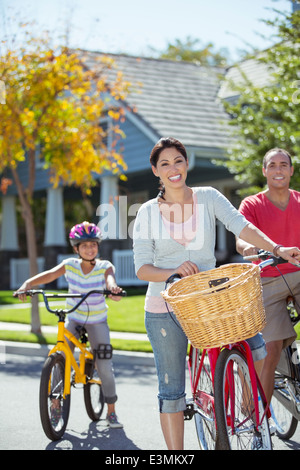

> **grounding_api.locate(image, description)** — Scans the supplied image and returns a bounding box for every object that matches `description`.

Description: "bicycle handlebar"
[13,289,127,314]
[243,249,290,270]
[165,250,296,287]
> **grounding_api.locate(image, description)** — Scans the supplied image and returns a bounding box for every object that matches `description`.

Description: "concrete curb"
[2,340,155,367]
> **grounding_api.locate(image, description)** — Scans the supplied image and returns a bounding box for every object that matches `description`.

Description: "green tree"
[155,36,230,66]
[0,28,130,333]
[220,9,300,196]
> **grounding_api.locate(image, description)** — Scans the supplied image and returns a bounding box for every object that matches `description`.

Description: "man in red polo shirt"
[236,148,300,404]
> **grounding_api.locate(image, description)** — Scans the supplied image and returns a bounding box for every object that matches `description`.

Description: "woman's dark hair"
[150,137,188,199]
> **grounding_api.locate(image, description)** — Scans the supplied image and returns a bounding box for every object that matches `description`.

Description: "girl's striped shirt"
[63,257,114,324]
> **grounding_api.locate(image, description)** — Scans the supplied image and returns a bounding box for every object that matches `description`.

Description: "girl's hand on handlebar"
[107,285,124,301]
[14,283,31,302]
[277,246,300,265]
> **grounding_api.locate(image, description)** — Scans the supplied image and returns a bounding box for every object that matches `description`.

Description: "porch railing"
[10,249,145,289]
[10,257,45,289]
[112,249,146,286]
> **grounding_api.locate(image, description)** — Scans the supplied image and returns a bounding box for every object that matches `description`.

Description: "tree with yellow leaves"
[0,31,130,333]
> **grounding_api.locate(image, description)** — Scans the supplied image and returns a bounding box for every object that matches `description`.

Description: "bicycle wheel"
[39,353,71,441]
[83,359,104,421]
[189,347,217,450]
[271,346,298,440]
[271,395,298,440]
[214,348,272,450]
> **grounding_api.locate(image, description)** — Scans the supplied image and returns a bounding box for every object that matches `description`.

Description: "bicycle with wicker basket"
[162,260,274,450]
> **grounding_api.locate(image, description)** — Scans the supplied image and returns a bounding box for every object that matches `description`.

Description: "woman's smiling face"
[151,146,188,190]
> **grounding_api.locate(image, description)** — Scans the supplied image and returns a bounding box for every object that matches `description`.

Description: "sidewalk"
[0,321,148,342]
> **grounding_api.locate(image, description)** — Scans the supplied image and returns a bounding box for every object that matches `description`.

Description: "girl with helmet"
[16,221,124,429]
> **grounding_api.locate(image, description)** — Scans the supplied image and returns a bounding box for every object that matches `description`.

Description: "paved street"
[1,350,300,451]
[0,351,200,451]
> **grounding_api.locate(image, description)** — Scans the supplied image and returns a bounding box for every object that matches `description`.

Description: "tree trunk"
[11,164,42,334]
[25,208,42,334]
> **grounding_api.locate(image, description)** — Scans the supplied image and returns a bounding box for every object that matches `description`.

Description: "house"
[0,53,247,289]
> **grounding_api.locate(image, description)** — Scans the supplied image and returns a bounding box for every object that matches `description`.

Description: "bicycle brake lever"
[165,274,182,285]
[257,249,272,260]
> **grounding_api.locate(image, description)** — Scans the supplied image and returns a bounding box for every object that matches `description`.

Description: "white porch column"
[44,187,66,246]
[0,195,19,250]
[98,175,120,240]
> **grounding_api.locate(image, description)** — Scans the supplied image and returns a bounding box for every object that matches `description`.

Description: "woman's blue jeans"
[145,311,188,414]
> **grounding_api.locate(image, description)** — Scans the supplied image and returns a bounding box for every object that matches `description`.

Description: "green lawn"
[0,293,146,333]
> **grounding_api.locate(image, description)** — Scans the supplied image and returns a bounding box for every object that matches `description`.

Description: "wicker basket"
[161,263,266,349]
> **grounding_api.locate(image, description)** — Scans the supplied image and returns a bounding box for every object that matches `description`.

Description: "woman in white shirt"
[133,137,300,450]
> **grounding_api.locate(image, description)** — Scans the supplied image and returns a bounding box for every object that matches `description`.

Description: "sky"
[0,0,295,63]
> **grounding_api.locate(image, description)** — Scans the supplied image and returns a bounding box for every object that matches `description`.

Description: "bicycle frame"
[48,317,96,399]
[188,347,218,419]
[188,340,270,435]
[18,289,123,399]
[224,341,270,432]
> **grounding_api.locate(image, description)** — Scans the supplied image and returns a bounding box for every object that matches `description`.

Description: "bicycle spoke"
[189,348,217,450]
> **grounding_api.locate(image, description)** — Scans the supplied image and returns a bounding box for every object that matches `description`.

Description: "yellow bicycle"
[20,288,126,441]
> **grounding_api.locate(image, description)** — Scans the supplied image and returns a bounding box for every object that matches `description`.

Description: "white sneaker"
[106,412,123,429]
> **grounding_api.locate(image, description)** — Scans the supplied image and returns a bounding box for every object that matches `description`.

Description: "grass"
[0,293,146,333]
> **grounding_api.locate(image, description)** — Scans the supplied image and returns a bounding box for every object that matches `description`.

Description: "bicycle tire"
[39,353,71,441]
[271,394,298,440]
[189,347,217,450]
[272,346,298,440]
[214,348,272,450]
[83,359,104,421]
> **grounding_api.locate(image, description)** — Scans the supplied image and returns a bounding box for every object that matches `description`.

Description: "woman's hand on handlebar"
[174,261,199,278]
[242,246,260,258]
[277,246,300,265]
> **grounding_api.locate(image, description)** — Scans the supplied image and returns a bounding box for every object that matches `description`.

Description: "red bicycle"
[187,340,271,450]
[163,260,274,450]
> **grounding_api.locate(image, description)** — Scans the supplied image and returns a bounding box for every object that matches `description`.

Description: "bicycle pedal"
[95,344,113,360]
[184,403,195,421]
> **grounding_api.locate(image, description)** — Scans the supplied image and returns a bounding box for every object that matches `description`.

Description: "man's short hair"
[263,148,293,168]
